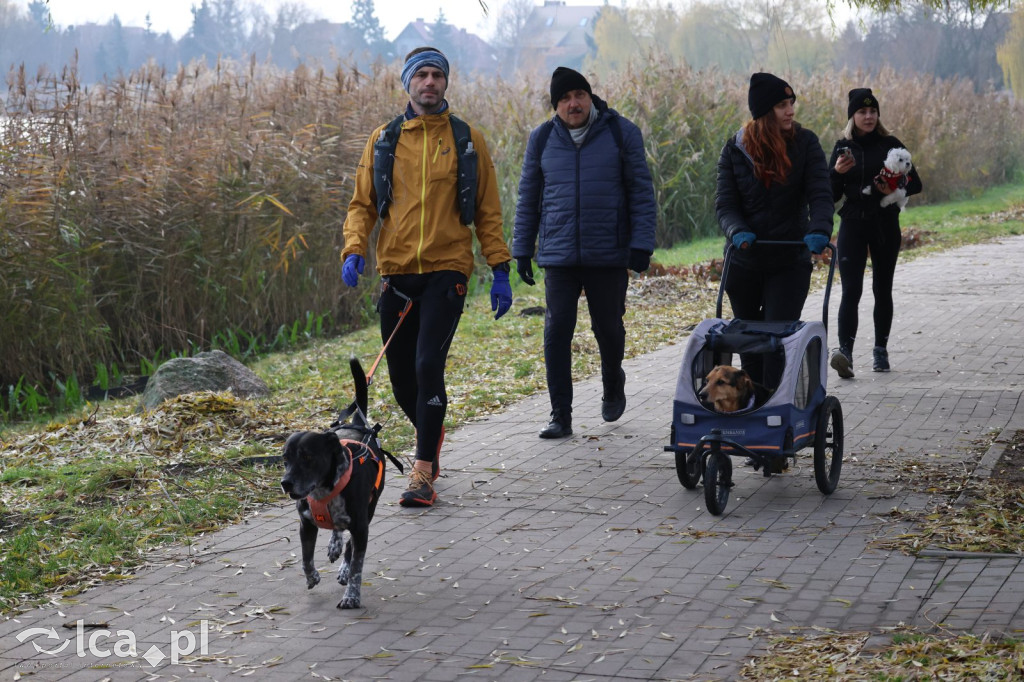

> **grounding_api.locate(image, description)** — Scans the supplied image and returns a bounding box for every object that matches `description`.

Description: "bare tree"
[848,0,1010,88]
[274,2,314,33]
[833,0,1008,12]
[491,0,535,72]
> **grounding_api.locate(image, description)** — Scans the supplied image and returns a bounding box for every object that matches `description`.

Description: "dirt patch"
[991,429,1024,485]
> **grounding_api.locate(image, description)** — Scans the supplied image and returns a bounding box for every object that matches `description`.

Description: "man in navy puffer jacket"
[513,67,657,439]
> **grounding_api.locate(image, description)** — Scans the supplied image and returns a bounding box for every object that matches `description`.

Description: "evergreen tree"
[432,8,456,61]
[109,15,129,74]
[27,1,48,29]
[352,0,386,52]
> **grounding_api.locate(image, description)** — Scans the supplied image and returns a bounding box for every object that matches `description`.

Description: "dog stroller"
[665,241,844,515]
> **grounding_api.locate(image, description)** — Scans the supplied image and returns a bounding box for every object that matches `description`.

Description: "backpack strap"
[606,114,632,185]
[372,115,405,219]
[449,114,477,226]
[371,113,477,226]
[534,119,556,155]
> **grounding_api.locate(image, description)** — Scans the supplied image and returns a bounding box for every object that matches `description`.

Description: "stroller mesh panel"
[794,337,822,410]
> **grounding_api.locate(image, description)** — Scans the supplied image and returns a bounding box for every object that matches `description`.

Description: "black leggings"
[723,257,811,388]
[835,214,901,352]
[379,271,466,463]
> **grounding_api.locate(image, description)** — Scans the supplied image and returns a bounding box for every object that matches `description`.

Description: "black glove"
[628,249,651,273]
[516,257,536,286]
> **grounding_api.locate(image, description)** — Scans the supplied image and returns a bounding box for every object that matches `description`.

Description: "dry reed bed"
[1,57,1022,396]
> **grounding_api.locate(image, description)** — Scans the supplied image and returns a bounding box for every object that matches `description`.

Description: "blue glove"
[342,254,365,287]
[731,231,756,250]
[803,233,830,254]
[490,270,512,320]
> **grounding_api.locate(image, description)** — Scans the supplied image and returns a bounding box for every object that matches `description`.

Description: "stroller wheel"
[676,446,702,489]
[704,452,732,516]
[814,395,844,494]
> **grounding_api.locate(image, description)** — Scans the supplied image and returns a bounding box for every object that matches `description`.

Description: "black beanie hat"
[847,88,880,119]
[747,72,795,120]
[550,66,592,109]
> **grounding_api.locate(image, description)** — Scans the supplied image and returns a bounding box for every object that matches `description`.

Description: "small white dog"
[863,147,912,211]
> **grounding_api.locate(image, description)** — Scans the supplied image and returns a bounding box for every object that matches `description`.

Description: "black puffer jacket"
[829,130,922,219]
[716,124,833,268]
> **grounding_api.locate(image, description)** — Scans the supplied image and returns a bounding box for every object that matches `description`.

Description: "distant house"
[59,22,163,81]
[275,20,389,67]
[393,19,498,75]
[517,1,602,73]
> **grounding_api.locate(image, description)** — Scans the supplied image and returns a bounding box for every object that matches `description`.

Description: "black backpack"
[372,114,478,226]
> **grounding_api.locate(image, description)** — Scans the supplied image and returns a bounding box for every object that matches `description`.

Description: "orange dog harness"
[306,439,384,530]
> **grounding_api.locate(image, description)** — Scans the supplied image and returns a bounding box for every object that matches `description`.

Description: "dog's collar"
[306,446,354,530]
[719,393,756,413]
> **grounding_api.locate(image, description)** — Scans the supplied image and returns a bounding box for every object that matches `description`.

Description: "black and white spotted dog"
[280,358,400,609]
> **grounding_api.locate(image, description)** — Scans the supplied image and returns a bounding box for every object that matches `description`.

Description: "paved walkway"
[3,236,1024,681]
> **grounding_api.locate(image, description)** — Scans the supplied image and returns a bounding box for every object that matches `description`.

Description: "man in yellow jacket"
[342,46,512,508]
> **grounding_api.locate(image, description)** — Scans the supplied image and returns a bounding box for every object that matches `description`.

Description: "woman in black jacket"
[828,88,922,378]
[716,72,833,388]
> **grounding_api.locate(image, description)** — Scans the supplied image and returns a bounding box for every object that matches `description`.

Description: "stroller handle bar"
[716,239,836,331]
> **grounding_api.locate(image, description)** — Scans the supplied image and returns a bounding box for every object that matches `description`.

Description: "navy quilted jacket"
[512,96,657,268]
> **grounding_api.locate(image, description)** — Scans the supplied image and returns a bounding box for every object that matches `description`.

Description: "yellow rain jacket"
[342,110,510,278]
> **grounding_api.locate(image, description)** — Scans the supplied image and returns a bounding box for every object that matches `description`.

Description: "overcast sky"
[35,0,864,45]
[36,0,604,42]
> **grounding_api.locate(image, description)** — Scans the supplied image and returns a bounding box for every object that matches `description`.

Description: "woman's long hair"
[743,113,797,187]
[842,117,891,140]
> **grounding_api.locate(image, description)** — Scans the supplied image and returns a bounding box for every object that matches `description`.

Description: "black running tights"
[379,271,466,463]
[835,214,901,353]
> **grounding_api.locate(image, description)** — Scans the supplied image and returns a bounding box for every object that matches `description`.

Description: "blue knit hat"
[401,49,450,93]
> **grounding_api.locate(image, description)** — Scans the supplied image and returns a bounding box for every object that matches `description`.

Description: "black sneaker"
[539,412,572,439]
[601,395,626,422]
[399,470,436,507]
[601,368,627,422]
[873,346,890,372]
[830,348,854,379]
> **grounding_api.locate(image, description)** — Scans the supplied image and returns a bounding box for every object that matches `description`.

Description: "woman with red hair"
[715,72,833,388]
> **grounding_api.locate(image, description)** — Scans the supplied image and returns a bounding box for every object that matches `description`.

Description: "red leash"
[365,297,413,387]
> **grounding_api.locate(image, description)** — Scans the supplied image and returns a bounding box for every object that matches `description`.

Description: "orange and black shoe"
[399,469,436,507]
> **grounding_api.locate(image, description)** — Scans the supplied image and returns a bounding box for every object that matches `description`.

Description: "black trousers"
[543,266,628,415]
[723,257,811,388]
[379,271,466,463]
[835,213,901,352]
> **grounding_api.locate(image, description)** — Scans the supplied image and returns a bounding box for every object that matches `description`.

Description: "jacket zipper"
[416,123,430,274]
[575,134,583,264]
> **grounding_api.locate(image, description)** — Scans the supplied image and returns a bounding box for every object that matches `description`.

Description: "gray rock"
[141,350,269,410]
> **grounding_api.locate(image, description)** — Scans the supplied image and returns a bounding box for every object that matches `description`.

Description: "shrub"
[1,55,1022,406]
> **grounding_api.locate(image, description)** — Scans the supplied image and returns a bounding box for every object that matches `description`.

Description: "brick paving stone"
[4,237,1024,680]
